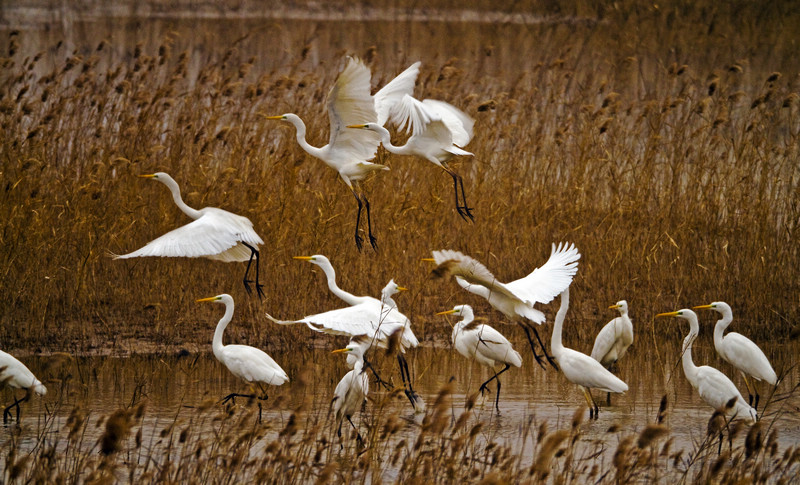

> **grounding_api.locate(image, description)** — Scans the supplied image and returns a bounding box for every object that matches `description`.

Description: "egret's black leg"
[477,364,511,400]
[363,194,378,251]
[241,242,264,299]
[495,379,502,413]
[352,190,364,251]
[528,324,558,370]
[606,392,612,406]
[3,395,27,423]
[520,324,546,369]
[347,415,364,445]
[754,393,760,411]
[456,172,474,221]
[398,354,421,410]
[221,393,257,406]
[363,356,392,391]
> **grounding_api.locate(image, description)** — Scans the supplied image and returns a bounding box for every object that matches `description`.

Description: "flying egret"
[197,294,288,415]
[655,309,756,422]
[266,280,423,410]
[265,57,387,251]
[331,335,371,446]
[349,94,475,220]
[437,305,522,412]
[115,173,265,297]
[591,300,634,404]
[694,302,777,410]
[429,242,580,368]
[550,288,628,419]
[0,349,47,423]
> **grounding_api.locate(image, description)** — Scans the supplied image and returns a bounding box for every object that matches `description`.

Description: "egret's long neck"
[550,290,570,357]
[161,176,202,220]
[319,263,361,306]
[681,331,699,384]
[713,311,732,350]
[212,301,235,360]
[374,125,409,155]
[290,116,325,160]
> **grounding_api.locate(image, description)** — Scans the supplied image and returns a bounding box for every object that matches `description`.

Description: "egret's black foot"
[355,233,364,252]
[369,234,378,251]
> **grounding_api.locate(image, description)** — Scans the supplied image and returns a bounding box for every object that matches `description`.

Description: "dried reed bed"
[0,0,798,358]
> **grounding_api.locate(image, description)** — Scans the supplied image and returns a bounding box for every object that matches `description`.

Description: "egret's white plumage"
[550,288,628,418]
[198,294,288,392]
[656,309,756,422]
[115,172,265,295]
[266,57,387,250]
[331,336,371,444]
[591,300,634,368]
[351,91,475,219]
[292,255,370,306]
[430,243,580,367]
[0,349,47,423]
[694,301,777,409]
[438,304,521,411]
[373,62,421,126]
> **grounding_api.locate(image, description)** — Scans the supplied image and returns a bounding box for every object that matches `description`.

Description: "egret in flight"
[115,173,265,297]
[265,58,389,251]
[331,335,371,446]
[429,242,580,368]
[550,288,628,419]
[0,349,47,423]
[349,94,475,220]
[266,280,423,410]
[694,302,777,410]
[437,305,522,412]
[591,300,634,404]
[197,294,288,415]
[656,309,756,422]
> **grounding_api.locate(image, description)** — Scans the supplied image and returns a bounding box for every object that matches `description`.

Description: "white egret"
[266,280,423,410]
[350,93,475,220]
[197,294,288,413]
[265,57,386,250]
[429,242,580,367]
[331,335,371,446]
[694,302,777,410]
[656,309,756,422]
[292,254,369,306]
[591,300,634,404]
[115,173,265,297]
[0,349,47,423]
[550,288,628,419]
[437,305,522,412]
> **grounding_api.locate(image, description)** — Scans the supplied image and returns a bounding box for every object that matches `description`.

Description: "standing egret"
[591,300,634,404]
[265,57,386,251]
[115,173,265,297]
[197,294,288,415]
[429,242,580,368]
[437,305,522,412]
[550,288,628,419]
[331,335,371,446]
[266,280,423,410]
[0,349,47,423]
[694,302,777,410]
[656,309,756,422]
[349,94,475,220]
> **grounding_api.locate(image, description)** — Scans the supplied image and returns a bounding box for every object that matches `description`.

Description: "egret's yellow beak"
[196,296,220,303]
[609,303,621,309]
[397,286,408,292]
[693,304,713,310]
[264,115,285,120]
[655,311,679,318]
[293,256,313,261]
[332,348,351,354]
[347,124,368,129]
[138,174,156,178]
[436,309,457,316]
[421,258,435,262]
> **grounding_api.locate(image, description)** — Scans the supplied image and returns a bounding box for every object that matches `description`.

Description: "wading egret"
[266,280,423,410]
[0,349,47,423]
[429,242,580,367]
[331,335,371,446]
[115,173,265,297]
[437,305,522,412]
[694,302,777,410]
[550,288,628,419]
[656,309,756,422]
[265,57,386,251]
[197,294,288,414]
[591,300,633,404]
[349,94,475,220]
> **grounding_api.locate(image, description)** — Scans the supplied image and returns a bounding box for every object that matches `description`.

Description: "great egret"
[429,242,580,368]
[349,94,475,220]
[0,350,47,423]
[115,173,265,297]
[655,309,756,422]
[693,302,777,410]
[197,294,288,412]
[591,300,634,404]
[266,280,423,410]
[331,335,371,446]
[292,255,369,306]
[437,305,522,412]
[550,288,628,419]
[265,57,387,251]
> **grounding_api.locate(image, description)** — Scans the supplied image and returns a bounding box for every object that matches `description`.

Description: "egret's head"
[139,172,168,180]
[293,254,330,267]
[382,279,408,298]
[436,304,469,317]
[656,309,696,321]
[693,301,732,316]
[332,335,369,357]
[197,295,225,304]
[609,300,628,313]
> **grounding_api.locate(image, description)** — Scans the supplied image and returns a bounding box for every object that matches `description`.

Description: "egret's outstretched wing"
[266,303,405,343]
[431,249,518,302]
[374,62,421,126]
[390,94,438,136]
[327,57,381,161]
[506,242,581,305]
[422,99,474,147]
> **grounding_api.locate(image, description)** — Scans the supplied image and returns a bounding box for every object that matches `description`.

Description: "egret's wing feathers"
[221,345,288,386]
[421,99,474,147]
[431,250,518,301]
[506,242,581,305]
[115,215,244,259]
[327,57,381,161]
[390,94,437,136]
[590,320,618,365]
[374,62,421,126]
[721,333,777,384]
[474,325,523,367]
